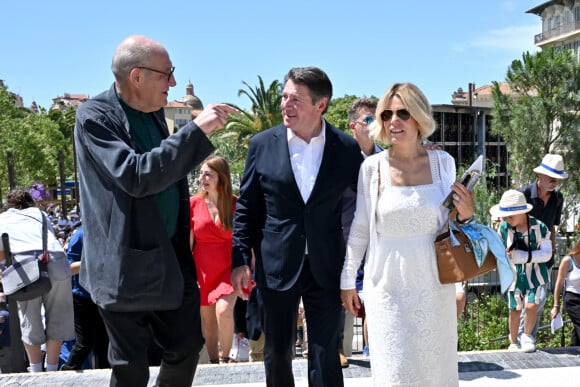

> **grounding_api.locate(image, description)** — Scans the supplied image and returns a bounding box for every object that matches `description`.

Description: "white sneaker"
[237,338,250,362]
[520,333,536,353]
[508,343,520,351]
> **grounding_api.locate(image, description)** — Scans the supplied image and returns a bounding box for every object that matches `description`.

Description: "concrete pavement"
[0,347,579,386]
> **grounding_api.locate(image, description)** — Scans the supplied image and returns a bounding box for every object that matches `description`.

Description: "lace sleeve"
[341,159,374,289]
[435,150,456,230]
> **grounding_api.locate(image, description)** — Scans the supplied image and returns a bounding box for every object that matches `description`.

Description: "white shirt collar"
[286,118,326,144]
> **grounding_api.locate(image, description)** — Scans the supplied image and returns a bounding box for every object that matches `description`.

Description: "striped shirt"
[498,216,551,291]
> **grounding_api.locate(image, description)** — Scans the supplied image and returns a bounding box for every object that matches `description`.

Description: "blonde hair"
[369,82,436,144]
[567,239,580,258]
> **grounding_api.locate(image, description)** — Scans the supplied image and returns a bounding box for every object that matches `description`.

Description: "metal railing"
[490,319,572,348]
[534,21,580,44]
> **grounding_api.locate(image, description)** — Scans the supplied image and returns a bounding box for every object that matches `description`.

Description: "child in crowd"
[490,189,552,352]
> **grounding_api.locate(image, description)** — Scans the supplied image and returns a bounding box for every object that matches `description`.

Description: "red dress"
[190,195,236,306]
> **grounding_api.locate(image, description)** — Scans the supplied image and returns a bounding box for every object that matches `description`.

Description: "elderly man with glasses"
[518,153,568,345]
[73,35,236,387]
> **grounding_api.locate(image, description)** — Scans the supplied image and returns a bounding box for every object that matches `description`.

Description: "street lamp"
[468,83,477,159]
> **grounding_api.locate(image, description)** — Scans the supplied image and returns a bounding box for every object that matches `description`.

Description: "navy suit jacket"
[232,121,363,291]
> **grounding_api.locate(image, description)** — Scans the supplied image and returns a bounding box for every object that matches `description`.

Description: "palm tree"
[198,76,283,192]
[225,75,283,143]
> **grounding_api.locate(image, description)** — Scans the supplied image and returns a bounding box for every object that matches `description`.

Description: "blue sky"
[1,0,542,111]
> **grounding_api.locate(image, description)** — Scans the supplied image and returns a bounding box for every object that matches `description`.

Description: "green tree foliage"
[48,106,77,139]
[191,76,284,193]
[458,292,575,351]
[491,48,580,189]
[325,95,358,130]
[0,85,72,195]
[225,76,282,138]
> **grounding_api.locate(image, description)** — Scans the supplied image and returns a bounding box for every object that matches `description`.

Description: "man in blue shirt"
[61,226,109,370]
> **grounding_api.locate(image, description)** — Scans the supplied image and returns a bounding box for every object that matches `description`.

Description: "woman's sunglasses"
[380,109,411,122]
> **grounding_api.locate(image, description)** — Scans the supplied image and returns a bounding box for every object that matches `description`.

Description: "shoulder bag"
[435,210,497,284]
[1,210,52,301]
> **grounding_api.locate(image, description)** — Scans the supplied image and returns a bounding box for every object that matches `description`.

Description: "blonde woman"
[341,83,474,386]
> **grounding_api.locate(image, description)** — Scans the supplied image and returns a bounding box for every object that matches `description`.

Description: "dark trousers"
[260,258,343,387]
[63,294,110,370]
[99,270,204,387]
[564,291,580,346]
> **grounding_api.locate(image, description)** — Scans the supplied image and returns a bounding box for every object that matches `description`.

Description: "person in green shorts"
[490,189,552,353]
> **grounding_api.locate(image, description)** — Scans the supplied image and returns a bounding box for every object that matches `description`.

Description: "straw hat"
[533,154,568,179]
[489,189,533,218]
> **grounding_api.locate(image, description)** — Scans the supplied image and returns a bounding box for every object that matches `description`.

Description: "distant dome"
[183,94,203,110]
[182,82,203,110]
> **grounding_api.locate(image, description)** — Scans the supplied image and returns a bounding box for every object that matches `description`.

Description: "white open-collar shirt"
[287,118,326,204]
[288,119,326,255]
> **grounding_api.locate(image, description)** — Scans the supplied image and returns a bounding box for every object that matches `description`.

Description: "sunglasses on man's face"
[380,109,411,122]
[359,115,374,125]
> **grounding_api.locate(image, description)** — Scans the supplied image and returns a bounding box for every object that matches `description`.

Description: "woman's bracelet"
[456,214,475,225]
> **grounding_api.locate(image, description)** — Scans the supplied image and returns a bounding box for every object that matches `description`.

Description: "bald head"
[111,35,168,85]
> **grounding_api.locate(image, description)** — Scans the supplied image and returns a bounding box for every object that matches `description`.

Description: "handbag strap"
[41,210,47,254]
[1,233,13,267]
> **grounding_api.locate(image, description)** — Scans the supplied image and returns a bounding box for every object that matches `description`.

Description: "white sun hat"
[533,154,568,179]
[489,189,533,218]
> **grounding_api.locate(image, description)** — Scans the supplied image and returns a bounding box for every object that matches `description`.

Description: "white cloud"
[453,24,540,54]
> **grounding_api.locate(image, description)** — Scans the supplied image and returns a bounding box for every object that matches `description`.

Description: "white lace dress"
[341,150,459,387]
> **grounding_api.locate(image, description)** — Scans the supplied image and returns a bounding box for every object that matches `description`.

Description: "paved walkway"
[0,347,579,386]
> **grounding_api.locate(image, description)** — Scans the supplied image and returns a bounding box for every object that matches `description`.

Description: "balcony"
[535,20,580,44]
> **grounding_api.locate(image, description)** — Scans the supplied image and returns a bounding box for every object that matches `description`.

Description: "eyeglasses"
[137,66,175,81]
[544,177,559,184]
[356,115,374,125]
[380,109,411,122]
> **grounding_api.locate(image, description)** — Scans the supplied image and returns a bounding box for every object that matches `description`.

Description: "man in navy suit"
[232,67,363,387]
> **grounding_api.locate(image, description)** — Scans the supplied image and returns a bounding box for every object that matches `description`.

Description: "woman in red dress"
[190,155,237,364]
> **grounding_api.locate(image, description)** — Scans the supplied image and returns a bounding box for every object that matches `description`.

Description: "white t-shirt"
[566,255,580,294]
[0,207,65,254]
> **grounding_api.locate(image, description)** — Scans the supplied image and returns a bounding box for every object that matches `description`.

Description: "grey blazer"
[74,85,214,311]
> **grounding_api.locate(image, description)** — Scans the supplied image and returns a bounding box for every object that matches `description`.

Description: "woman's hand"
[451,182,475,222]
[551,306,560,320]
[341,289,361,316]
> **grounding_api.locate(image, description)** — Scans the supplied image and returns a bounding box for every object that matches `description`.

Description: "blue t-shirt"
[67,227,90,299]
[0,309,9,347]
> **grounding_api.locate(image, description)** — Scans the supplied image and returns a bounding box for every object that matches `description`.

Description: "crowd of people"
[0,33,579,387]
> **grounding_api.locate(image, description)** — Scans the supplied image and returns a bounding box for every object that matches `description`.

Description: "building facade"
[51,93,90,111]
[528,0,580,56]
[164,81,204,133]
[431,83,511,188]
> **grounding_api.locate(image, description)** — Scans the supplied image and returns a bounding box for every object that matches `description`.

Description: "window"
[431,112,442,143]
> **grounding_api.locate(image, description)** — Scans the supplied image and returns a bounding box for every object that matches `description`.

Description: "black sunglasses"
[380,109,411,122]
